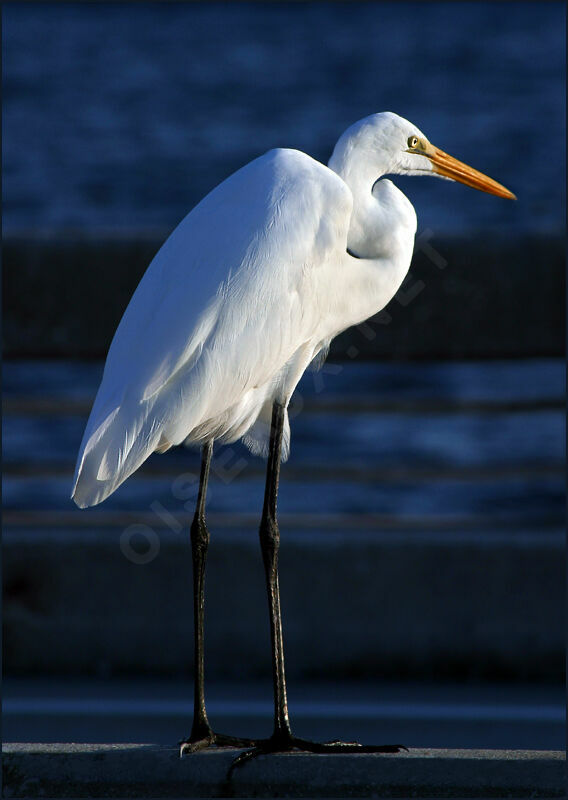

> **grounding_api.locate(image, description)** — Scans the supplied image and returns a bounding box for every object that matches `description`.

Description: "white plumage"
[72,112,513,508]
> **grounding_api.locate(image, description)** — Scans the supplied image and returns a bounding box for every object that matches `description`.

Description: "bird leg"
[227,401,407,773]
[181,417,406,765]
[180,440,256,755]
[259,401,293,744]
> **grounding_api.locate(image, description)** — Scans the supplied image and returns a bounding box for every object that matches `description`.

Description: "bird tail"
[71,395,163,508]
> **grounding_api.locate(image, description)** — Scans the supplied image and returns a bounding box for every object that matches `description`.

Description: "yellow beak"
[408,141,516,200]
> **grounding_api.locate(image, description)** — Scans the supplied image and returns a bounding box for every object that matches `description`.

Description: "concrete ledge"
[2,744,565,798]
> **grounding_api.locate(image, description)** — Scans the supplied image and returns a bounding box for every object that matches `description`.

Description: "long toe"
[228,736,407,775]
[179,736,215,756]
[180,731,261,757]
[227,736,408,779]
[297,738,408,754]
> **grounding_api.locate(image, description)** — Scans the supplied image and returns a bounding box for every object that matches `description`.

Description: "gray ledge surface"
[2,744,565,798]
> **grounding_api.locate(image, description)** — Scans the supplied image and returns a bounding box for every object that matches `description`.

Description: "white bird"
[72,111,514,766]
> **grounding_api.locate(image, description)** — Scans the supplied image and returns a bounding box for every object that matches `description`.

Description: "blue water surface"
[3,2,565,235]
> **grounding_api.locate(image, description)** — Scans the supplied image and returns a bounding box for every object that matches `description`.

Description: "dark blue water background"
[3,2,565,235]
[3,359,564,522]
[2,4,564,526]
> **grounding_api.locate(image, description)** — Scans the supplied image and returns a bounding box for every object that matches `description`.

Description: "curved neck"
[328,147,417,260]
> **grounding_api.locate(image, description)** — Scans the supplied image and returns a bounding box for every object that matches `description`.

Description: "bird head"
[330,112,516,200]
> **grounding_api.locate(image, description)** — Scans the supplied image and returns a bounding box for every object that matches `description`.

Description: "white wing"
[72,148,353,508]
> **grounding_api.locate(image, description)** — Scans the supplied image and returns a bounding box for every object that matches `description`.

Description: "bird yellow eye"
[408,136,419,149]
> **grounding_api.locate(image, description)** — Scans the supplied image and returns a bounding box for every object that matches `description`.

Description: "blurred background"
[3,2,565,751]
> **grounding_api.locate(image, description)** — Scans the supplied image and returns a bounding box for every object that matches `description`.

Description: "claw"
[179,731,258,757]
[180,736,214,756]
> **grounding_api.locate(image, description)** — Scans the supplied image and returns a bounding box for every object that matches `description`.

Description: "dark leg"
[180,441,255,755]
[259,401,292,743]
[228,401,406,773]
[189,438,213,742]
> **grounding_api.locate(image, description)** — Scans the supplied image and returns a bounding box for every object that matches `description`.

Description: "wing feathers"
[72,148,352,507]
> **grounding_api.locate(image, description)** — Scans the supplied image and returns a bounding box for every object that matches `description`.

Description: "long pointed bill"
[417,142,516,199]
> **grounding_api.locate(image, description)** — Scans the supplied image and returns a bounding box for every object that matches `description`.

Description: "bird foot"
[227,734,407,775]
[179,730,257,756]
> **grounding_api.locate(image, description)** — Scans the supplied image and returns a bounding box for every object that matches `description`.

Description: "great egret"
[72,112,515,766]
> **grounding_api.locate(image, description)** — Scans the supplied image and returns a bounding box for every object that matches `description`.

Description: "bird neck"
[328,146,417,259]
